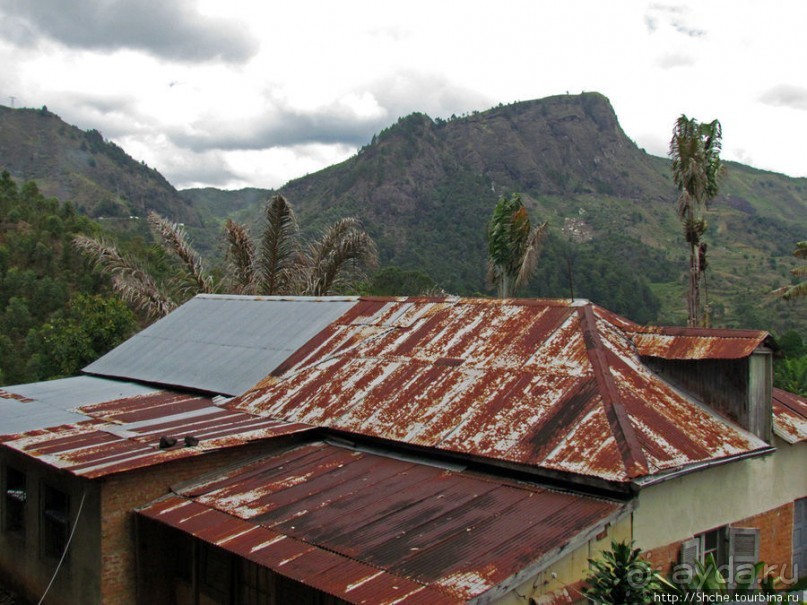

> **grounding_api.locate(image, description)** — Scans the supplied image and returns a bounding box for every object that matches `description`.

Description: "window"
[200,542,232,604]
[239,559,271,605]
[42,485,69,559]
[700,527,725,565]
[4,466,26,537]
[680,525,759,586]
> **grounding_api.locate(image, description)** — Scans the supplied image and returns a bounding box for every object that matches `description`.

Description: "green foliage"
[774,355,807,396]
[364,266,437,296]
[486,193,547,298]
[774,241,807,301]
[26,294,136,379]
[772,329,807,396]
[526,233,662,324]
[672,554,779,595]
[778,330,805,357]
[0,172,132,385]
[583,540,671,604]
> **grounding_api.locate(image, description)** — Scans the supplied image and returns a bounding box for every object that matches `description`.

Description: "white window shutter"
[680,537,700,567]
[728,527,759,586]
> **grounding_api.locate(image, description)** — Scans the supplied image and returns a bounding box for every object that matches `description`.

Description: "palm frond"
[774,281,807,301]
[670,115,724,210]
[514,220,548,291]
[223,219,258,293]
[147,212,214,295]
[73,234,175,319]
[773,241,807,300]
[301,218,378,296]
[258,195,300,295]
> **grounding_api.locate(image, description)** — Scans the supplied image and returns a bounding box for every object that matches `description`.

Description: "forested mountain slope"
[0,106,199,224]
[183,93,807,332]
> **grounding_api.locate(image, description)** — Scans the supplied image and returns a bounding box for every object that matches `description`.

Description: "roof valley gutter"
[322,428,637,500]
[79,371,238,399]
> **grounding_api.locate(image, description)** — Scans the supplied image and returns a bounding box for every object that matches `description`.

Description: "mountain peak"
[0,105,199,224]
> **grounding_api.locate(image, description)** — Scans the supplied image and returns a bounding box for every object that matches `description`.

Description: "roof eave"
[468,500,636,605]
[630,446,776,489]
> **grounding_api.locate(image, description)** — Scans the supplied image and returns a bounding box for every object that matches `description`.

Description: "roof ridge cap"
[577,305,648,479]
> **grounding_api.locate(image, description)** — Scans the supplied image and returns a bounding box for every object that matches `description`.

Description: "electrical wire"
[37,488,87,605]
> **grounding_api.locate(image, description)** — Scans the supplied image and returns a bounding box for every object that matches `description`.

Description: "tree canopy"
[669,115,725,327]
[0,172,136,385]
[486,193,548,298]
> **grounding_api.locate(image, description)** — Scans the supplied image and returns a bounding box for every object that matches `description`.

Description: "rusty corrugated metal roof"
[625,325,774,360]
[233,297,769,484]
[772,388,807,444]
[1,391,313,478]
[138,441,625,604]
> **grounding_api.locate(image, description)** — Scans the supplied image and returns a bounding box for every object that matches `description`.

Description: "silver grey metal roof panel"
[0,375,158,435]
[83,294,358,396]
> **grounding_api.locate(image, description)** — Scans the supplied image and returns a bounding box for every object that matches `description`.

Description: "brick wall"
[100,438,300,605]
[737,501,794,580]
[644,500,796,583]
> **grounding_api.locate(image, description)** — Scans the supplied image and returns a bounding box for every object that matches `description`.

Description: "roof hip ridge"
[577,304,649,479]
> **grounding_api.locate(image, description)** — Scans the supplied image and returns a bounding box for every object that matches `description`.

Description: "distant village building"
[1,295,805,604]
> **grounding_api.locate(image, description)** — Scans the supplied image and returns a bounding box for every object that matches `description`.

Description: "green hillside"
[0,172,136,385]
[0,105,199,225]
[182,93,807,334]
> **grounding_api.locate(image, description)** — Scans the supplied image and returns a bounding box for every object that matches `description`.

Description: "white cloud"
[0,0,258,62]
[760,85,807,112]
[1,0,806,187]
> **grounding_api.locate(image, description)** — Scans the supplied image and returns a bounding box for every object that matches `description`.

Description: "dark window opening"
[200,542,232,604]
[701,527,724,567]
[238,559,270,605]
[191,539,353,605]
[42,485,69,559]
[4,467,26,537]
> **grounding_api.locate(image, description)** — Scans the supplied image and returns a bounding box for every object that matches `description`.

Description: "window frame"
[41,483,70,561]
[680,524,759,587]
[3,465,27,539]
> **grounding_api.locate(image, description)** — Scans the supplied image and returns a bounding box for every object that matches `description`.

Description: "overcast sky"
[1,0,805,190]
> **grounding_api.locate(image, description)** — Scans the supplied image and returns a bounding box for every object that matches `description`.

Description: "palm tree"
[223,195,378,297]
[669,115,725,327]
[76,212,218,319]
[73,233,177,320]
[583,540,671,604]
[486,193,548,298]
[773,240,807,301]
[77,195,378,319]
[297,217,378,296]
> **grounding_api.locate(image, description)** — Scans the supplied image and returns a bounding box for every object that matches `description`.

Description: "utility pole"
[8,96,15,108]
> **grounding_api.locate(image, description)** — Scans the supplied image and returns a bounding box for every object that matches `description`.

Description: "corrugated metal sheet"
[626,326,773,360]
[1,391,313,477]
[234,297,769,484]
[0,375,158,436]
[772,388,807,444]
[139,441,624,604]
[83,294,358,396]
